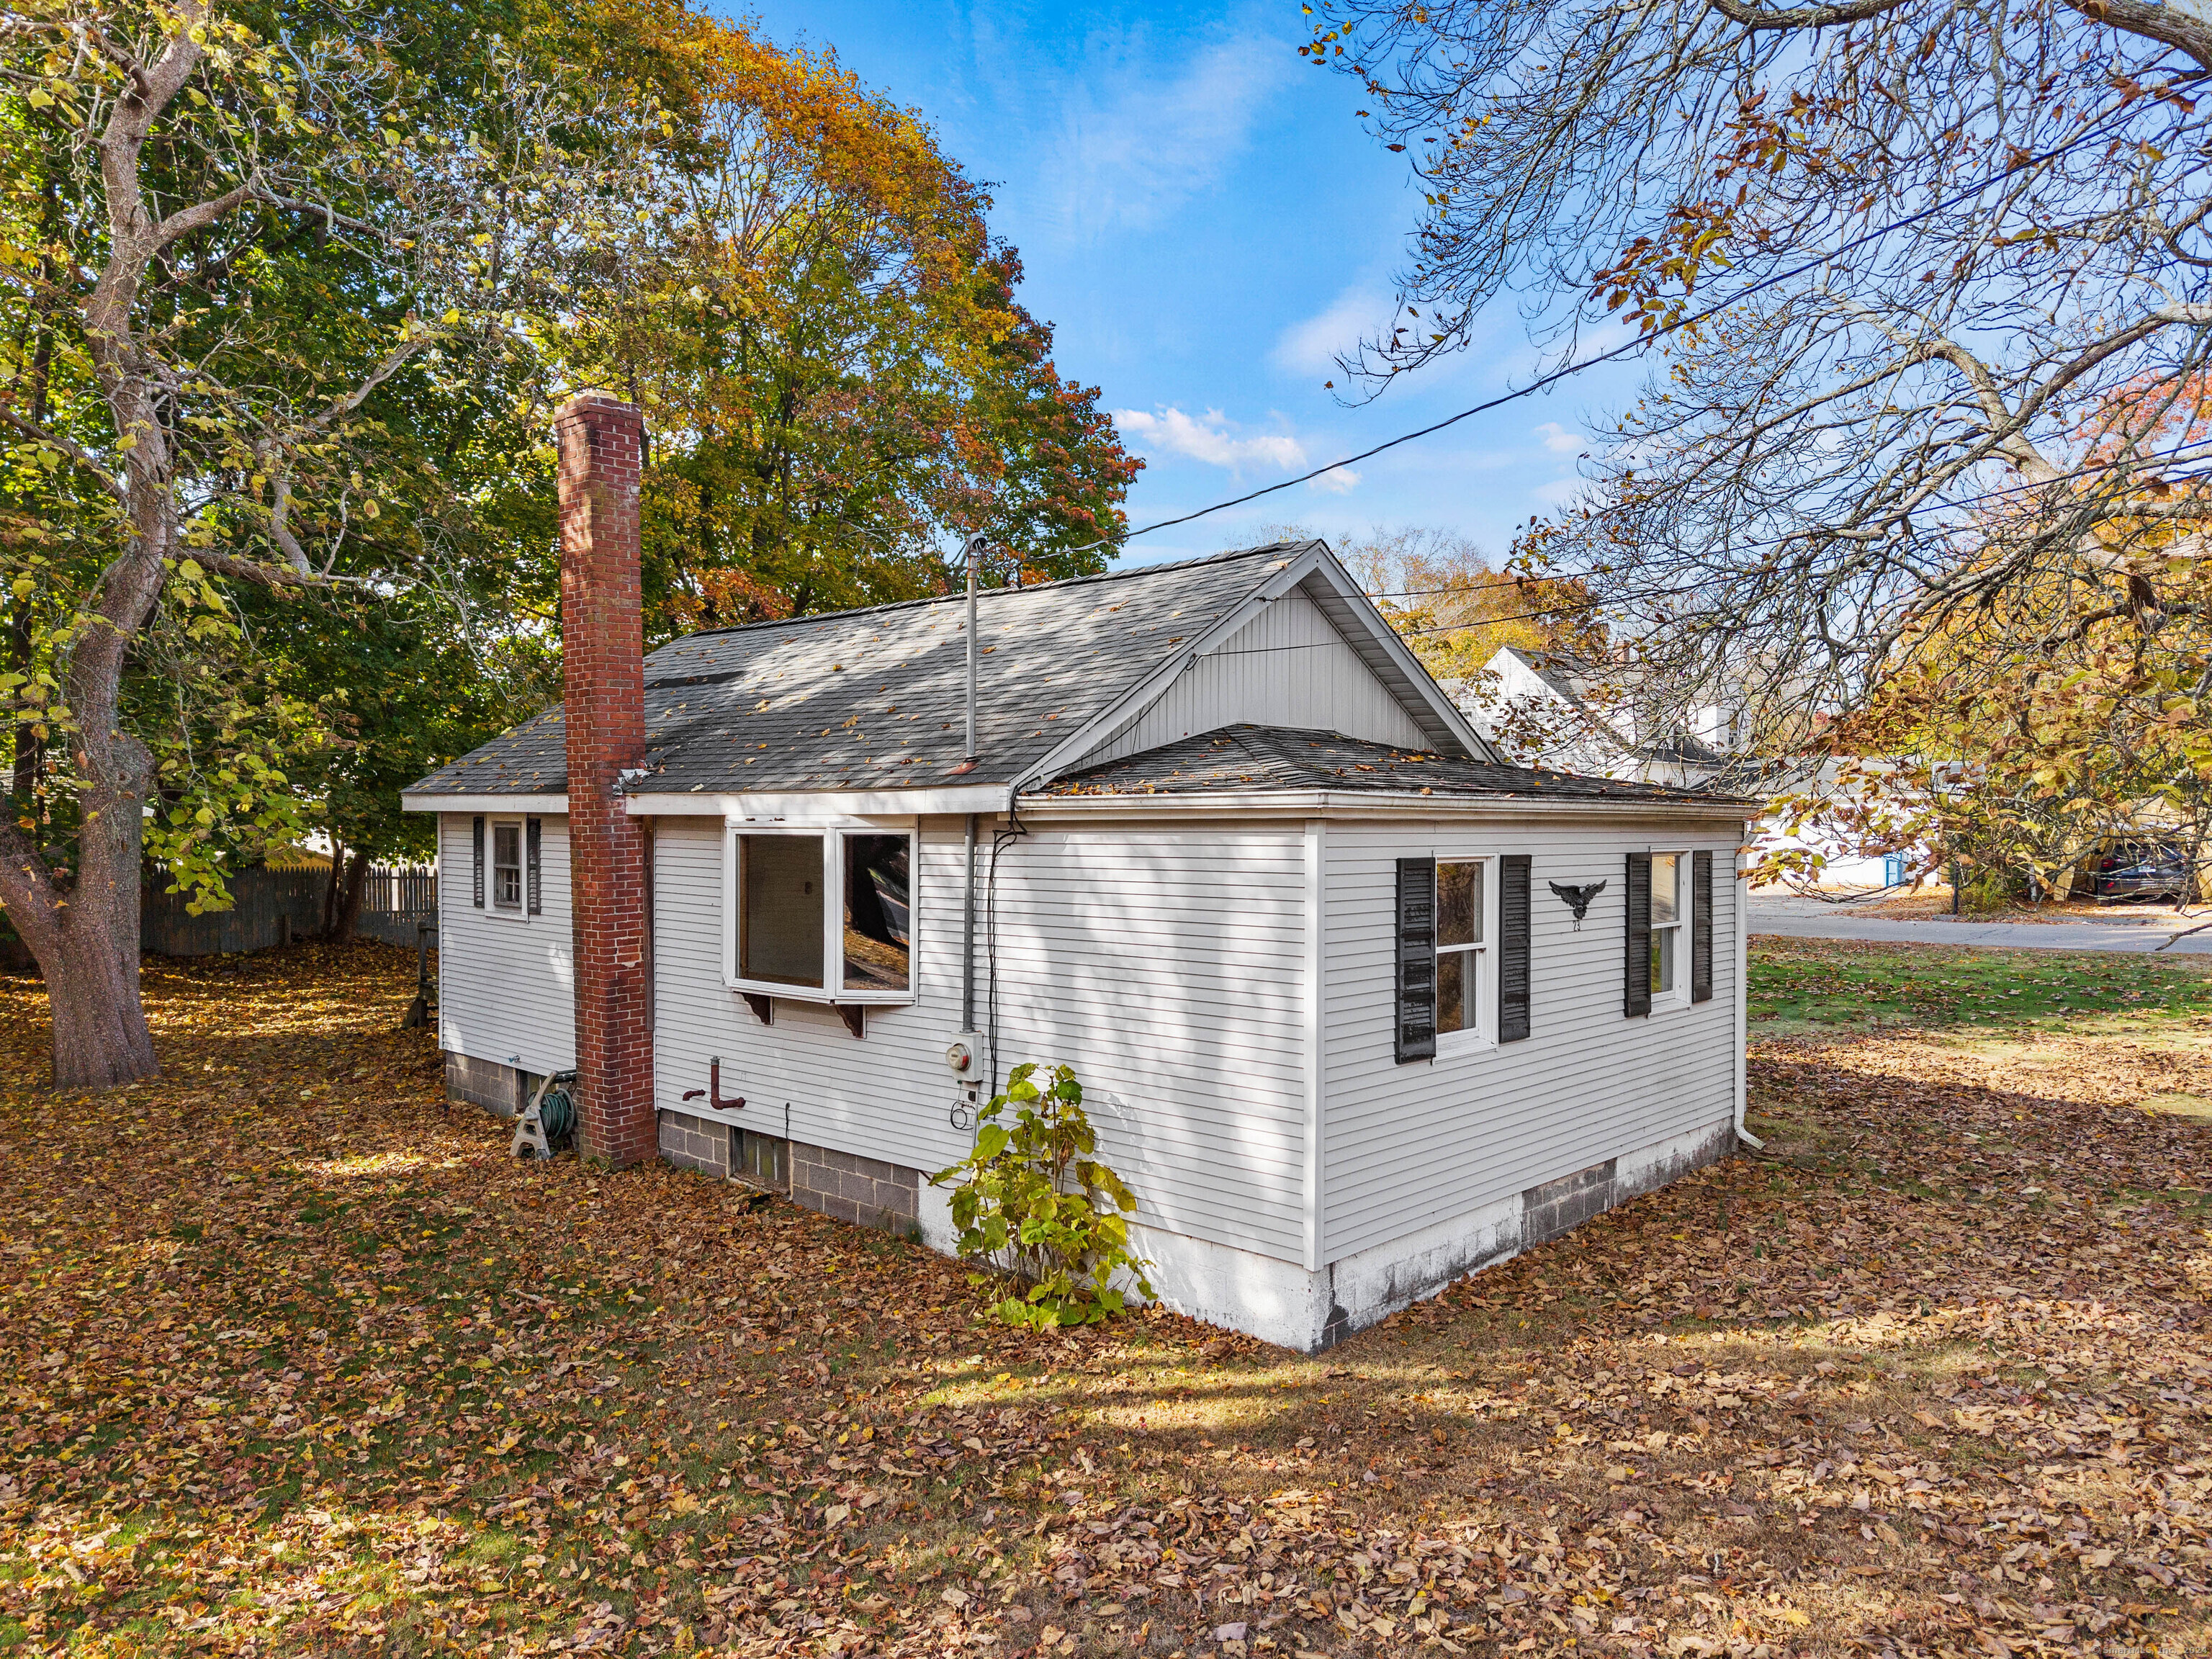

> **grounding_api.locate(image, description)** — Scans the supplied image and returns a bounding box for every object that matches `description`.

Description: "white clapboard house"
[405,529,1755,1352]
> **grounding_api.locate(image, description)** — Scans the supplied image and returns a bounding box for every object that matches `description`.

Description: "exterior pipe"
[962,532,986,767]
[961,811,979,1030]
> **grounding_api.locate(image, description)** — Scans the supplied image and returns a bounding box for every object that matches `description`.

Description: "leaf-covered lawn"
[2,939,2208,1658]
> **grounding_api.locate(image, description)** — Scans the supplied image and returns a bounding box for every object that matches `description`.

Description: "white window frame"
[487,816,527,915]
[1650,850,1691,1011]
[721,819,918,1007]
[1434,853,1500,1054]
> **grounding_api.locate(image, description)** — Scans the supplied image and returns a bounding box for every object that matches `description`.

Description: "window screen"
[738,834,824,988]
[738,1129,788,1189]
[1435,860,1486,1038]
[842,834,912,992]
[492,823,523,909]
[1650,853,1683,997]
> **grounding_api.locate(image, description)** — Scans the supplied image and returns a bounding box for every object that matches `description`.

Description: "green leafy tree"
[930,1062,1154,1331]
[0,0,657,1085]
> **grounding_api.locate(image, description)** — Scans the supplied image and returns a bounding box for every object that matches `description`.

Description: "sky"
[729,0,1652,571]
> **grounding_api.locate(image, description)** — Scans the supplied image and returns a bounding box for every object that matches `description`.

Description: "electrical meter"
[945,1033,980,1075]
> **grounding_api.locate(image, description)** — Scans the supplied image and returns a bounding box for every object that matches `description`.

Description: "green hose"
[539,1079,575,1148]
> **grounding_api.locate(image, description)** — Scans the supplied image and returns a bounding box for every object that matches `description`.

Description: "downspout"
[1734,842,1762,1149]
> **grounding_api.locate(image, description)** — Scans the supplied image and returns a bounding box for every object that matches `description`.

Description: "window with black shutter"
[1691,849,1714,1004]
[1498,854,1532,1042]
[471,815,485,909]
[1623,851,1652,1017]
[1394,856,1437,1063]
[526,817,543,916]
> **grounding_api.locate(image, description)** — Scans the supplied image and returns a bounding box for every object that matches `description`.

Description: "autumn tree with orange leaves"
[569,5,1138,636]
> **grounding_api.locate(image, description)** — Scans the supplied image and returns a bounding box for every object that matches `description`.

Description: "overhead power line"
[1359,436,2212,603]
[1084,91,2167,553]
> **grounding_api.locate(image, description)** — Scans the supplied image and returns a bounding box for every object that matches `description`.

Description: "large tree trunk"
[1,729,159,1088]
[40,916,157,1089]
[329,847,372,944]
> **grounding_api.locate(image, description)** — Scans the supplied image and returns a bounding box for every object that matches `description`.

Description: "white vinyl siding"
[651,818,1313,1263]
[1318,816,1745,1263]
[654,817,971,1180]
[984,827,1311,1262]
[436,811,576,1076]
[1086,589,1430,766]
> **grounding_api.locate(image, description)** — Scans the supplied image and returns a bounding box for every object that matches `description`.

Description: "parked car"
[2088,837,2193,902]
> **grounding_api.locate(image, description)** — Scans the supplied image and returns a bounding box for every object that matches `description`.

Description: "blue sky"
[732,0,1647,569]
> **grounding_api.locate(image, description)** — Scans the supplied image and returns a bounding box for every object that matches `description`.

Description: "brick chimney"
[557,392,655,1166]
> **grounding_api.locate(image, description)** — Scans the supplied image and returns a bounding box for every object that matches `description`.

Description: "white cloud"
[1306,466,1362,494]
[1113,405,1306,472]
[1533,421,1581,454]
[1531,476,1590,508]
[1273,283,1398,377]
[1034,35,1290,240]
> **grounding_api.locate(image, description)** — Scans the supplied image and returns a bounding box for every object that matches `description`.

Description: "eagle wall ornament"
[1550,879,1607,929]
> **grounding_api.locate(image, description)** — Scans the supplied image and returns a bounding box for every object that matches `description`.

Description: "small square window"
[491,823,523,910]
[738,834,824,988]
[737,1129,787,1189]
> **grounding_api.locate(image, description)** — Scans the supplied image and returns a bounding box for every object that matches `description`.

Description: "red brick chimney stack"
[557,392,655,1167]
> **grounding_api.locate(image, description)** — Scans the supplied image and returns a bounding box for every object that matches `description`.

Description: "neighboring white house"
[405,536,1758,1352]
[1455,646,1902,889]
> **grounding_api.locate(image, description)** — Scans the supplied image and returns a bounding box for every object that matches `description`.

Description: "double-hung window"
[490,821,524,911]
[1649,852,1689,1007]
[727,824,914,1003]
[1436,856,1496,1048]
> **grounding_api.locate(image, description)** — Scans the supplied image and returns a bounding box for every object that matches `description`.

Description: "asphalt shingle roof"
[1044,725,1751,805]
[406,543,1323,799]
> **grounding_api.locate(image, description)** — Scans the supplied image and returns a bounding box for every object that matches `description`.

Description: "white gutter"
[624,784,1013,818]
[1018,788,1760,824]
[400,792,569,814]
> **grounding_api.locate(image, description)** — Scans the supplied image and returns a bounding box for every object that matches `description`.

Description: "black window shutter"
[471,815,485,909]
[1624,852,1652,1017]
[526,817,543,916]
[1394,856,1437,1064]
[1691,849,1714,1004]
[1498,854,1532,1042]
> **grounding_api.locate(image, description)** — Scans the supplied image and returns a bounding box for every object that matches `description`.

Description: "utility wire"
[1079,93,2167,554]
[1357,435,2212,606]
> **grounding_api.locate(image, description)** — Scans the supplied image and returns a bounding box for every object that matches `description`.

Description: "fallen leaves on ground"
[1,938,2208,1658]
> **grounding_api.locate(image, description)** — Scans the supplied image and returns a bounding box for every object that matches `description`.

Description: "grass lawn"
[1748,936,2212,1036]
[2,938,2208,1658]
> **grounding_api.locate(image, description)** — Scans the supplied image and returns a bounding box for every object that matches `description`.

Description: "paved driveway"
[1748,896,2212,954]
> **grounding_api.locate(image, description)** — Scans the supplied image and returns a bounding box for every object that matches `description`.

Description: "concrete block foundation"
[1129,1115,1739,1353]
[652,1108,923,1238]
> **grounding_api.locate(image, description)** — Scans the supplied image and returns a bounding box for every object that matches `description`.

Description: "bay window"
[727,824,914,1003]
